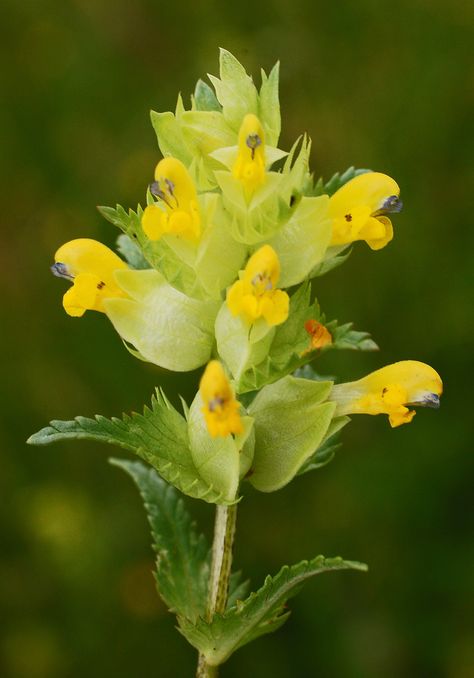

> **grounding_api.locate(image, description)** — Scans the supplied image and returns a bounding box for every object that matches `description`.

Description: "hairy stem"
[196,504,237,677]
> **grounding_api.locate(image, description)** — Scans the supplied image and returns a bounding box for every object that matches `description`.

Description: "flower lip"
[51,262,74,280]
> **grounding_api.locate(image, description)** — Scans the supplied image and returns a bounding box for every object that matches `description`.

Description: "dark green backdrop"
[1,0,473,676]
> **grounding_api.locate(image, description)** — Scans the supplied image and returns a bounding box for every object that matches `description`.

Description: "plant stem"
[196,504,237,678]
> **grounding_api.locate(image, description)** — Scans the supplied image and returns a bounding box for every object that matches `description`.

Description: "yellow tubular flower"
[52,239,128,317]
[232,113,266,198]
[330,360,443,428]
[329,172,402,250]
[142,157,201,241]
[200,361,243,437]
[227,245,289,326]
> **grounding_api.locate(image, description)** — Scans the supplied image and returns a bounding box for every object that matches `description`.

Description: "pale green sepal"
[280,135,312,204]
[178,555,367,665]
[27,390,230,504]
[297,415,350,475]
[194,195,248,298]
[194,79,222,111]
[111,459,210,622]
[247,376,335,492]
[150,110,193,164]
[269,195,332,287]
[259,62,281,146]
[215,304,275,380]
[208,49,259,131]
[188,393,241,503]
[235,416,255,479]
[105,269,219,372]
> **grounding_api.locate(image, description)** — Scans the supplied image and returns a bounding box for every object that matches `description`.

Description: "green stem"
[196,504,237,678]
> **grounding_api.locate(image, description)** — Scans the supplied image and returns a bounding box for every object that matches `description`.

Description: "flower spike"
[52,239,128,317]
[227,245,289,326]
[329,172,402,250]
[142,157,201,241]
[232,113,266,198]
[200,361,243,437]
[330,360,442,427]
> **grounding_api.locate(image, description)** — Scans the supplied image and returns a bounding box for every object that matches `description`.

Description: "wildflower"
[142,157,201,241]
[329,172,402,250]
[330,360,442,427]
[200,361,243,437]
[227,245,289,326]
[52,239,128,317]
[303,319,332,353]
[232,113,266,198]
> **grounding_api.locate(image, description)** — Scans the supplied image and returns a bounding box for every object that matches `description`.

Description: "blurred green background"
[1,0,473,676]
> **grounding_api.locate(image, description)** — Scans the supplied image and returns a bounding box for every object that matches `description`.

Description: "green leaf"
[116,233,150,270]
[179,555,367,665]
[28,390,230,504]
[247,376,336,492]
[194,79,222,112]
[327,321,379,352]
[313,166,371,197]
[111,459,210,622]
[309,246,352,278]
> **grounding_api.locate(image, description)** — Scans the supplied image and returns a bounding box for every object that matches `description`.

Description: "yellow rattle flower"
[227,245,289,326]
[329,172,402,250]
[330,360,442,427]
[52,239,128,317]
[232,113,266,198]
[200,361,243,437]
[142,157,201,241]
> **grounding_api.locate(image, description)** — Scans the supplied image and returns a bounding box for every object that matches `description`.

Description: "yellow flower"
[302,319,333,354]
[330,360,442,427]
[232,113,266,198]
[200,361,243,437]
[227,245,289,326]
[52,239,128,317]
[329,172,402,250]
[142,157,201,241]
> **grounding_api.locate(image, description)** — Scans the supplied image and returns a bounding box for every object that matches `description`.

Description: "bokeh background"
[1,0,473,676]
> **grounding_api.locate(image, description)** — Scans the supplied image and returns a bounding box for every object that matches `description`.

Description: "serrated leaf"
[179,555,367,665]
[209,49,259,131]
[111,459,210,622]
[258,62,280,146]
[313,167,371,197]
[28,390,230,504]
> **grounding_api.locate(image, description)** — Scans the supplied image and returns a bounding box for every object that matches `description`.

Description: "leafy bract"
[111,459,210,622]
[179,555,367,665]
[313,166,371,197]
[28,390,231,504]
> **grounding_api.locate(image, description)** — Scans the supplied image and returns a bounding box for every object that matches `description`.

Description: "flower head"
[330,360,442,427]
[329,172,402,250]
[142,157,201,241]
[52,239,128,317]
[232,113,266,198]
[200,360,243,437]
[227,245,289,326]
